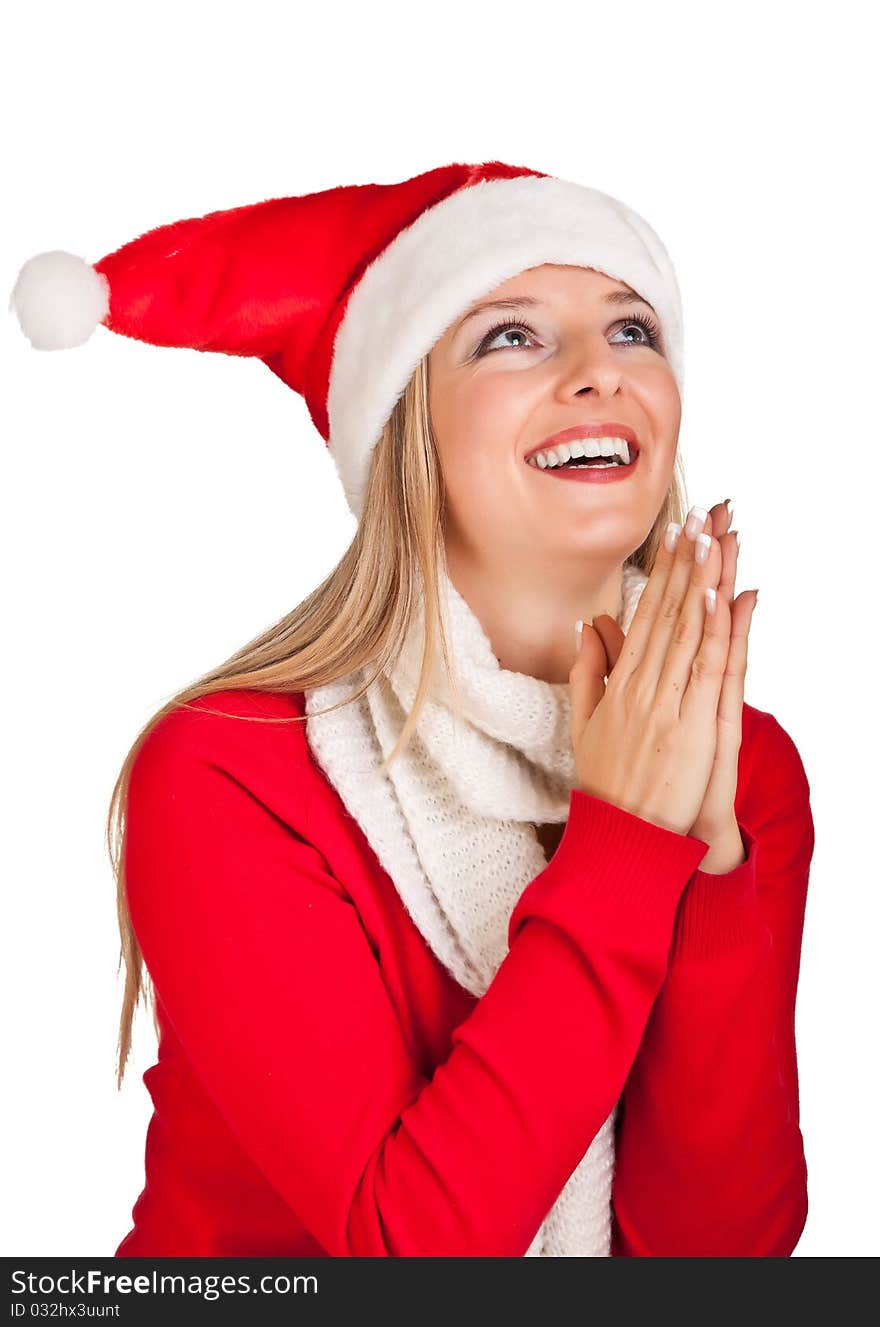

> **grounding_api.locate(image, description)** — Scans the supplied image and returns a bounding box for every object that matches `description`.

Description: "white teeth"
[528,436,634,469]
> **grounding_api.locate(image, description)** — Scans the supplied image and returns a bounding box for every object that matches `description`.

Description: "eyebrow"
[452,289,656,336]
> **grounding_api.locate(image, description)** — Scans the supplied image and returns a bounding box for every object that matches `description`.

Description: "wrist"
[696,818,746,875]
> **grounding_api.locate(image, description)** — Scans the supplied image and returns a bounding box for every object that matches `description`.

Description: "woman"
[11,160,814,1257]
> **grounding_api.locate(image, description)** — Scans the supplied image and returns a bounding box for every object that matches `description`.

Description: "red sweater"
[114,686,813,1257]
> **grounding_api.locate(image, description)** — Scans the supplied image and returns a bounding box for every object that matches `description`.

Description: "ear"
[590,614,627,676]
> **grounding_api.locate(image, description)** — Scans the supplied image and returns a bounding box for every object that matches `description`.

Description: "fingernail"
[753,588,759,606]
[705,587,717,615]
[724,497,734,523]
[732,528,741,549]
[685,505,708,539]
[695,532,712,564]
[575,620,584,653]
[664,520,682,552]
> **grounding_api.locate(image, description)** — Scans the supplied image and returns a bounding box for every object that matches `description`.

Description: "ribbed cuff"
[669,822,766,961]
[508,787,711,948]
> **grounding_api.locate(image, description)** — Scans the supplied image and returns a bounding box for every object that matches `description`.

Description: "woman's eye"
[476,320,537,355]
[474,312,662,358]
[611,316,662,349]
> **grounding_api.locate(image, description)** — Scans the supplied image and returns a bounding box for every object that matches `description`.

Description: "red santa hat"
[9,160,684,519]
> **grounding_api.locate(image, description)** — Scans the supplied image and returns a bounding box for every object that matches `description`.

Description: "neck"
[443,545,625,684]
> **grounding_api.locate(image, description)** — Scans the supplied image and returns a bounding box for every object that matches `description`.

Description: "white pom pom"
[8,250,110,350]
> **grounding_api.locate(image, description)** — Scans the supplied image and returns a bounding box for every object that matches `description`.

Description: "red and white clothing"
[115,686,813,1257]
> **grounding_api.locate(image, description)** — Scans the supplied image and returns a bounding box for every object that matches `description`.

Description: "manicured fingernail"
[575,620,583,652]
[695,532,712,564]
[732,528,740,549]
[724,497,734,523]
[705,587,717,615]
[664,520,682,552]
[685,505,708,539]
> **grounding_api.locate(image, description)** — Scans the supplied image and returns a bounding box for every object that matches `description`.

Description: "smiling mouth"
[537,456,630,470]
[525,445,640,471]
[524,447,642,482]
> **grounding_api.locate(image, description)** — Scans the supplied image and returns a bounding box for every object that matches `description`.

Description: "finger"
[701,506,738,610]
[591,613,626,675]
[569,619,609,738]
[653,517,725,712]
[640,505,720,694]
[716,588,757,739]
[709,497,733,540]
[678,565,733,725]
[612,505,703,681]
[717,529,739,606]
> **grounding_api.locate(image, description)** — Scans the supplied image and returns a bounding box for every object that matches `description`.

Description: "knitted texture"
[304,560,650,1257]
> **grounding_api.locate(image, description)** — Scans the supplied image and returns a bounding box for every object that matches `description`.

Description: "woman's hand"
[586,499,758,844]
[686,503,758,845]
[570,512,730,837]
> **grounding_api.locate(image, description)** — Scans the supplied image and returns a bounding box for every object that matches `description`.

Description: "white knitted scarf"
[304,560,650,1256]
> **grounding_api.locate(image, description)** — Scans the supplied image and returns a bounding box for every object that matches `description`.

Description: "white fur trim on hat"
[9,251,110,351]
[326,174,684,520]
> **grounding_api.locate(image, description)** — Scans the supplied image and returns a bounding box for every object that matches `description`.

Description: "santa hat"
[9,160,684,519]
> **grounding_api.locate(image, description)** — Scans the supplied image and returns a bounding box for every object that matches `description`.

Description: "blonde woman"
[11,160,814,1257]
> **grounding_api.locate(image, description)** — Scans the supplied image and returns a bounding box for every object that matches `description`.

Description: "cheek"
[644,367,681,434]
[629,370,681,474]
[433,370,530,473]
[434,375,535,536]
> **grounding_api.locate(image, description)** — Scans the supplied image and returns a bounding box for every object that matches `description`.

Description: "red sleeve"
[124,699,712,1257]
[610,713,814,1256]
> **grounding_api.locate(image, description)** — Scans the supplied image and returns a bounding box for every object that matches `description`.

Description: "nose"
[554,335,624,401]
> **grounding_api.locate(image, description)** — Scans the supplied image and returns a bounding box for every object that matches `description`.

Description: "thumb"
[570,619,608,740]
[591,613,626,676]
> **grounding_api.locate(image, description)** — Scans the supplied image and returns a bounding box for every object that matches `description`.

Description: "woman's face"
[427,264,681,577]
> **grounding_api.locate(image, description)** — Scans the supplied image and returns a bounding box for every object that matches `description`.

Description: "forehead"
[432,264,651,356]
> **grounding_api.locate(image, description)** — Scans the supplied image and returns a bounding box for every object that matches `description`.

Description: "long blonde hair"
[110,350,691,1087]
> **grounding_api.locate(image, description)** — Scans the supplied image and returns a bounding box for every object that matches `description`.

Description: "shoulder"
[136,686,309,754]
[129,687,313,832]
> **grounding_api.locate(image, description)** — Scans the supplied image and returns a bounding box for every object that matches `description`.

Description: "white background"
[3,0,877,1259]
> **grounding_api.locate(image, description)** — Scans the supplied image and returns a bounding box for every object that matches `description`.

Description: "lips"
[524,422,641,462]
[528,447,641,484]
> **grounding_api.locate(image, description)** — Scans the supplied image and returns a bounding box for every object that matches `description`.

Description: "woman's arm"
[610,713,814,1256]
[123,695,712,1257]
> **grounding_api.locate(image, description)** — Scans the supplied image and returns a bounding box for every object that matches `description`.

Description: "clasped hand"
[571,499,758,842]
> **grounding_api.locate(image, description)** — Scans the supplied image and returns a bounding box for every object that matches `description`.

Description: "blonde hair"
[110,351,691,1087]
